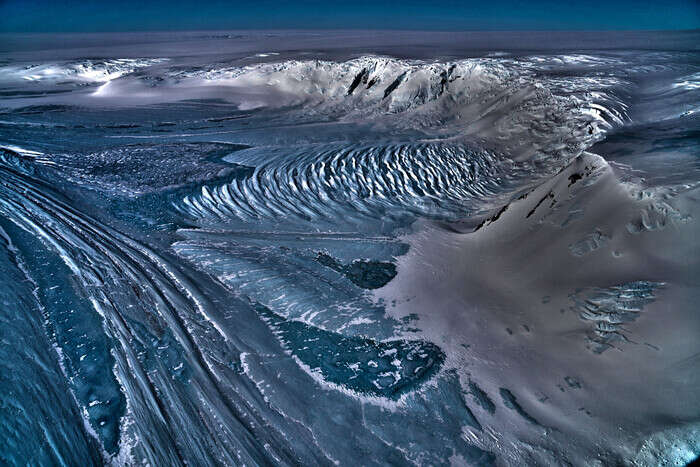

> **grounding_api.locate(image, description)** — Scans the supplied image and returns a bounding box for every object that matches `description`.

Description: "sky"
[1,0,699,33]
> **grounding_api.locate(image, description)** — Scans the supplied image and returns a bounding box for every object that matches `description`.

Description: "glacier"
[0,30,699,466]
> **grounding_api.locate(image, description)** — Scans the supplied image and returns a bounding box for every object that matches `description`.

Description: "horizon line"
[2,27,699,35]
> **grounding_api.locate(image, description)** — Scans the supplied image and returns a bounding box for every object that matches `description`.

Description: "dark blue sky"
[1,0,699,32]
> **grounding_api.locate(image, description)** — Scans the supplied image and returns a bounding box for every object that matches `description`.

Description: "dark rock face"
[316,252,397,289]
[499,388,540,426]
[347,68,369,95]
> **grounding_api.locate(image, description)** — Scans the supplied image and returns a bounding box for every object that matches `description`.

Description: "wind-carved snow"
[0,58,168,84]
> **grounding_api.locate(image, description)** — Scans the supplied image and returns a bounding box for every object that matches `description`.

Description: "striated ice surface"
[569,281,664,352]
